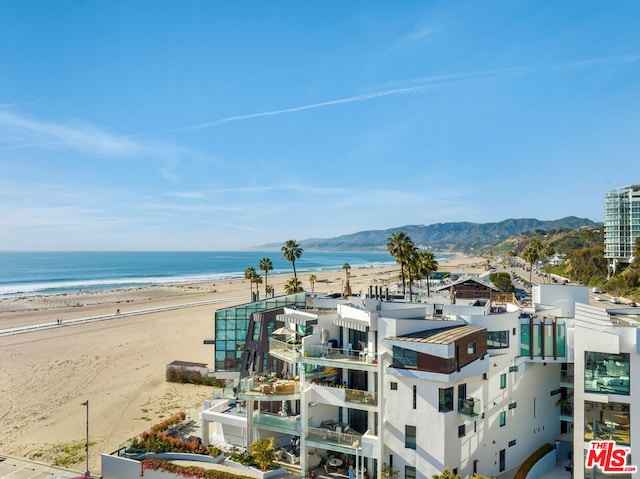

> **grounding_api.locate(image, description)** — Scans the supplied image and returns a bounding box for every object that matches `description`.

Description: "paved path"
[0,295,246,337]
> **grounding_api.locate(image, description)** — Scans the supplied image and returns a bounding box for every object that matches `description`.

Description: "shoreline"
[0,254,485,473]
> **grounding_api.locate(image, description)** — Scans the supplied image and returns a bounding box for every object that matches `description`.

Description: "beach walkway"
[0,295,246,337]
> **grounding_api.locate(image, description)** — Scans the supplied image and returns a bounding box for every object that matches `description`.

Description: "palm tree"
[281,239,303,285]
[252,271,263,295]
[259,257,273,297]
[387,231,415,297]
[309,274,317,292]
[244,266,257,298]
[523,245,539,286]
[284,277,303,294]
[415,250,439,296]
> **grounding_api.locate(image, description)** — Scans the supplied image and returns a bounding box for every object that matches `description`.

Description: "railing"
[458,397,481,419]
[238,374,300,397]
[269,338,302,360]
[253,411,301,433]
[305,426,363,449]
[345,388,378,406]
[302,345,378,363]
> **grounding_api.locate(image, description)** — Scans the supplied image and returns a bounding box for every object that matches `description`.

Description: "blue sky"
[1,1,639,251]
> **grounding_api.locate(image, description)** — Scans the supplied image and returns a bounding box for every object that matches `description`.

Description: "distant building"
[604,184,640,273]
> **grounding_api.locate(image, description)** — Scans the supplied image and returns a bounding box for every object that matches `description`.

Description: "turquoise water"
[0,251,397,297]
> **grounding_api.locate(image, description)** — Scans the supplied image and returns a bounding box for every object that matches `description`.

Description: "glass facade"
[213,292,306,372]
[584,401,630,445]
[520,322,566,357]
[584,352,630,395]
[392,346,418,368]
[487,330,509,348]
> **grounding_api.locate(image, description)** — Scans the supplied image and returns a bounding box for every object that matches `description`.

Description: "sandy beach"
[0,254,485,474]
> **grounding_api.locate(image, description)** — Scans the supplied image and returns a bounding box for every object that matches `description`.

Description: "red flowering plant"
[130,413,222,457]
[140,458,254,479]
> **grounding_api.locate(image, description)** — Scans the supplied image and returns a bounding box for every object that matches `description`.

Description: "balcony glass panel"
[344,388,378,406]
[457,397,481,418]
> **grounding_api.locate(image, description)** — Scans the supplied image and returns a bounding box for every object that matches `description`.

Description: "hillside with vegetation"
[261,216,600,252]
[499,226,639,302]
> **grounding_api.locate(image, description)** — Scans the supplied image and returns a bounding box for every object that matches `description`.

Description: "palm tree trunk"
[293,261,297,285]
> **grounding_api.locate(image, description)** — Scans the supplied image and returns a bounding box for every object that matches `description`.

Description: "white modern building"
[198,283,597,479]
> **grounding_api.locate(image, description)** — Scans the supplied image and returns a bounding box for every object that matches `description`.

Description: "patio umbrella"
[272,326,297,336]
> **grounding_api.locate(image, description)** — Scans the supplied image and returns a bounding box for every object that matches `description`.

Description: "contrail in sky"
[172,66,535,132]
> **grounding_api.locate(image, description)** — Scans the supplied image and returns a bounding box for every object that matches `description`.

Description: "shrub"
[141,458,255,479]
[129,413,222,457]
[166,367,227,387]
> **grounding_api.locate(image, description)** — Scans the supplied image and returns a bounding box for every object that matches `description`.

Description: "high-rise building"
[604,184,640,273]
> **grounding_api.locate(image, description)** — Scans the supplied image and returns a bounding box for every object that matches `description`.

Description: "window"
[499,449,506,472]
[584,401,630,445]
[509,402,517,410]
[405,425,416,449]
[508,439,516,447]
[439,387,454,412]
[584,352,630,395]
[500,373,507,389]
[392,346,418,369]
[405,466,416,479]
[499,411,506,427]
[458,424,466,437]
[412,385,417,409]
[509,365,518,372]
[390,382,398,390]
[487,330,509,348]
[467,342,476,354]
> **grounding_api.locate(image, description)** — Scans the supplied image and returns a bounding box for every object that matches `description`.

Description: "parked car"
[628,301,637,307]
[609,297,621,304]
[594,296,604,301]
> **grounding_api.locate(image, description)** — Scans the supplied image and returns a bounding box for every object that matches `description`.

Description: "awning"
[276,312,318,326]
[334,317,369,332]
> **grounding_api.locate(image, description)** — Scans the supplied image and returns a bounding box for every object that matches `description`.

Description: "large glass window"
[584,352,630,395]
[487,330,509,348]
[500,373,507,389]
[439,387,454,412]
[584,401,630,445]
[392,346,417,369]
[405,425,416,449]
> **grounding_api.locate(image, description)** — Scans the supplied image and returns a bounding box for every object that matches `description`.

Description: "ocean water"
[0,251,398,298]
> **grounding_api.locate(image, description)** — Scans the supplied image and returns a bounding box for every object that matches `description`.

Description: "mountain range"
[260,216,600,253]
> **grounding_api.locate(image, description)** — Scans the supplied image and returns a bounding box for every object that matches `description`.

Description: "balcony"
[344,388,378,408]
[269,338,302,362]
[457,397,481,420]
[305,425,363,452]
[307,383,378,412]
[252,410,301,435]
[237,375,300,401]
[300,345,378,372]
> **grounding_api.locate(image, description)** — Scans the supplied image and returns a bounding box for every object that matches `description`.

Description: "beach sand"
[0,253,485,474]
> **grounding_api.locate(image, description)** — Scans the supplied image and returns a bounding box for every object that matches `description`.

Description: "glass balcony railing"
[302,345,378,364]
[305,426,363,449]
[458,397,481,419]
[253,411,301,434]
[269,338,302,361]
[344,388,378,407]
